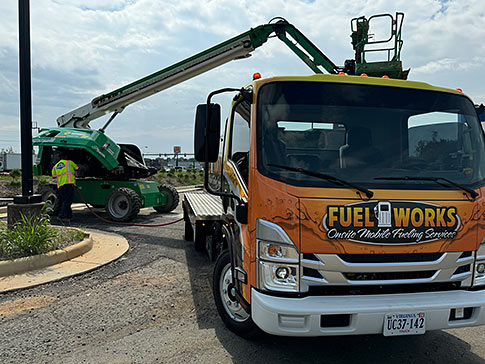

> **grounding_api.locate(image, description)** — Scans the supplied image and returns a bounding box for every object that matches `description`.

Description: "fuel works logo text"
[322,201,460,244]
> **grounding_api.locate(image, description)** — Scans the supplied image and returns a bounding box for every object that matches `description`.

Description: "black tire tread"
[105,187,141,222]
[213,250,259,339]
[39,184,60,215]
[153,184,180,213]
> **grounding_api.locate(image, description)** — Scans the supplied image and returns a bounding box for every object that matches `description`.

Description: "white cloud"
[0,0,484,152]
[413,57,483,74]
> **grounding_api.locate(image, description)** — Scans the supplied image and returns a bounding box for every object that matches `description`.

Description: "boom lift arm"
[57,14,407,130]
[57,19,342,129]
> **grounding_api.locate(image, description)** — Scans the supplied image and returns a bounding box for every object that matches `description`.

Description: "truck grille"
[337,252,443,263]
[343,271,436,281]
[301,252,473,291]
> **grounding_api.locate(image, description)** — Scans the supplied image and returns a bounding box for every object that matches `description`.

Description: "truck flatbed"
[183,191,225,257]
[184,191,224,220]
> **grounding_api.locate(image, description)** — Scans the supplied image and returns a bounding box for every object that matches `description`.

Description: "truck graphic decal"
[322,200,460,244]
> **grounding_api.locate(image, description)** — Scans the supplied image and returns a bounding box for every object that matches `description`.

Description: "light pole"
[8,0,42,225]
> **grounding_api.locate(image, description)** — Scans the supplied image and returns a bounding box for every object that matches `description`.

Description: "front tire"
[153,184,179,213]
[213,250,259,338]
[105,187,141,222]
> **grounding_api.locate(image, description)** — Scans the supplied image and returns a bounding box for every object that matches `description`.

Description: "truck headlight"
[258,241,299,263]
[256,219,300,293]
[473,240,485,287]
[258,241,299,292]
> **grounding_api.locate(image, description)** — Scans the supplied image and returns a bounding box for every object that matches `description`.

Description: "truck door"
[223,98,251,199]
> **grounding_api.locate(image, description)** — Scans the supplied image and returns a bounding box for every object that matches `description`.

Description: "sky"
[0,0,484,154]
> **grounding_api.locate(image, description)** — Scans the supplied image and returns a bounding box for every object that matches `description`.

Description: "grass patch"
[0,213,85,260]
[152,169,203,186]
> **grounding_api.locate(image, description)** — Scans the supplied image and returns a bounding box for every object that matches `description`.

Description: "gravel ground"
[1,201,485,363]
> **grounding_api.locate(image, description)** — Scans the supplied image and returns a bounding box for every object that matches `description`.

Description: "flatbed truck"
[185,71,485,337]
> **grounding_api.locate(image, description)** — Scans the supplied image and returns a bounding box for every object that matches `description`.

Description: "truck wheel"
[39,184,60,216]
[213,250,259,338]
[105,187,141,222]
[153,184,179,213]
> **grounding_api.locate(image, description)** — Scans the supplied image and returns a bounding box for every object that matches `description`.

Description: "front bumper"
[251,288,485,336]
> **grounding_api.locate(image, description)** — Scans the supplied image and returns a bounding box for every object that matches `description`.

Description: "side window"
[407,111,471,171]
[229,101,250,185]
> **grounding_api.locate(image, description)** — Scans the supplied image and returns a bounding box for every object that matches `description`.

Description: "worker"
[51,150,78,222]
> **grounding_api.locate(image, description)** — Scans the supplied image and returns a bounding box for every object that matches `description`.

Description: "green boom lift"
[33,13,408,221]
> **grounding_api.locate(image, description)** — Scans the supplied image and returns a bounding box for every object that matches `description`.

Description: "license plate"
[383,312,426,336]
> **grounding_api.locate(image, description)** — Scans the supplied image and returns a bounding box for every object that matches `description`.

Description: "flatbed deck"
[183,191,223,220]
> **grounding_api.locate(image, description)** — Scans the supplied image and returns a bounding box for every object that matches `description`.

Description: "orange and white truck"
[186,71,485,338]
[182,13,485,336]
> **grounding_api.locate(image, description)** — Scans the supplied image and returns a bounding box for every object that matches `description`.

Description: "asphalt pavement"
[1,200,485,363]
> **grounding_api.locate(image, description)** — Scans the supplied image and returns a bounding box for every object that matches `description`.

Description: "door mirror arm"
[203,87,251,207]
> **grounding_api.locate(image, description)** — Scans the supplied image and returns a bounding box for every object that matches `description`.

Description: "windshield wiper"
[374,176,479,199]
[268,163,374,199]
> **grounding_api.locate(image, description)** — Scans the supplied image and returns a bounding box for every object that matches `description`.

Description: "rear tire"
[153,184,179,213]
[39,184,60,216]
[105,187,141,222]
[213,250,259,338]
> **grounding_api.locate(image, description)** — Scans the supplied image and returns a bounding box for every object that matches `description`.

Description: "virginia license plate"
[383,312,426,336]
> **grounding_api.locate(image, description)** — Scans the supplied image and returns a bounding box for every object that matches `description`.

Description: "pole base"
[7,201,45,226]
[13,194,42,204]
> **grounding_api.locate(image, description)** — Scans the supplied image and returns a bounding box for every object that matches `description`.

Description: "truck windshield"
[256,81,485,189]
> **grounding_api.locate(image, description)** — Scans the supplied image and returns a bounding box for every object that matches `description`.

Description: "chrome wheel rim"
[219,262,249,323]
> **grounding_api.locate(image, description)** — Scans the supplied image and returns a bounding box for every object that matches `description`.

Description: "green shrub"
[0,213,60,260]
[8,168,22,187]
[9,169,21,180]
[36,175,51,186]
[55,227,85,245]
[9,180,21,188]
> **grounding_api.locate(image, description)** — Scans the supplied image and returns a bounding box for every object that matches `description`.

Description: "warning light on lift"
[253,72,262,80]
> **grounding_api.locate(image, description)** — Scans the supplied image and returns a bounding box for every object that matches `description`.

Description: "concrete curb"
[0,229,129,293]
[0,233,93,277]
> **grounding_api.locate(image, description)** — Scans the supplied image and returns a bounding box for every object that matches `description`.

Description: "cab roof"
[252,73,465,98]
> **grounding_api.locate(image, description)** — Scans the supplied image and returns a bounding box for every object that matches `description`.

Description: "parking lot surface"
[1,202,485,363]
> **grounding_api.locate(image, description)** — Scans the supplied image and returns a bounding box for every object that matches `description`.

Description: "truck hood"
[288,185,480,255]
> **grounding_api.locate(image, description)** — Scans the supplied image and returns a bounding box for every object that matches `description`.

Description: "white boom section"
[57,36,255,129]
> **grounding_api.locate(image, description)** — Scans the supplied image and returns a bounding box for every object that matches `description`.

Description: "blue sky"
[0,0,484,154]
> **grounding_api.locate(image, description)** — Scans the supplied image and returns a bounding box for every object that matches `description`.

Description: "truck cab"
[192,73,485,337]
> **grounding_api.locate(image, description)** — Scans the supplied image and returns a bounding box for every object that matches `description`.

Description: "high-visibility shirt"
[52,159,78,188]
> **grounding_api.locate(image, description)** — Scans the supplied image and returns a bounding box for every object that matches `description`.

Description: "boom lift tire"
[39,184,60,216]
[213,250,259,339]
[105,187,141,222]
[153,184,179,213]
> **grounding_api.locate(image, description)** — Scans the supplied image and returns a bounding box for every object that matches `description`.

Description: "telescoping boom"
[57,15,406,130]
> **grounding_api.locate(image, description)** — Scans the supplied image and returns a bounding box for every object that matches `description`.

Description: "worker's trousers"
[58,184,74,219]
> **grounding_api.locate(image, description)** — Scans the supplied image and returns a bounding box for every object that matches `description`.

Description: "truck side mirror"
[194,103,221,163]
